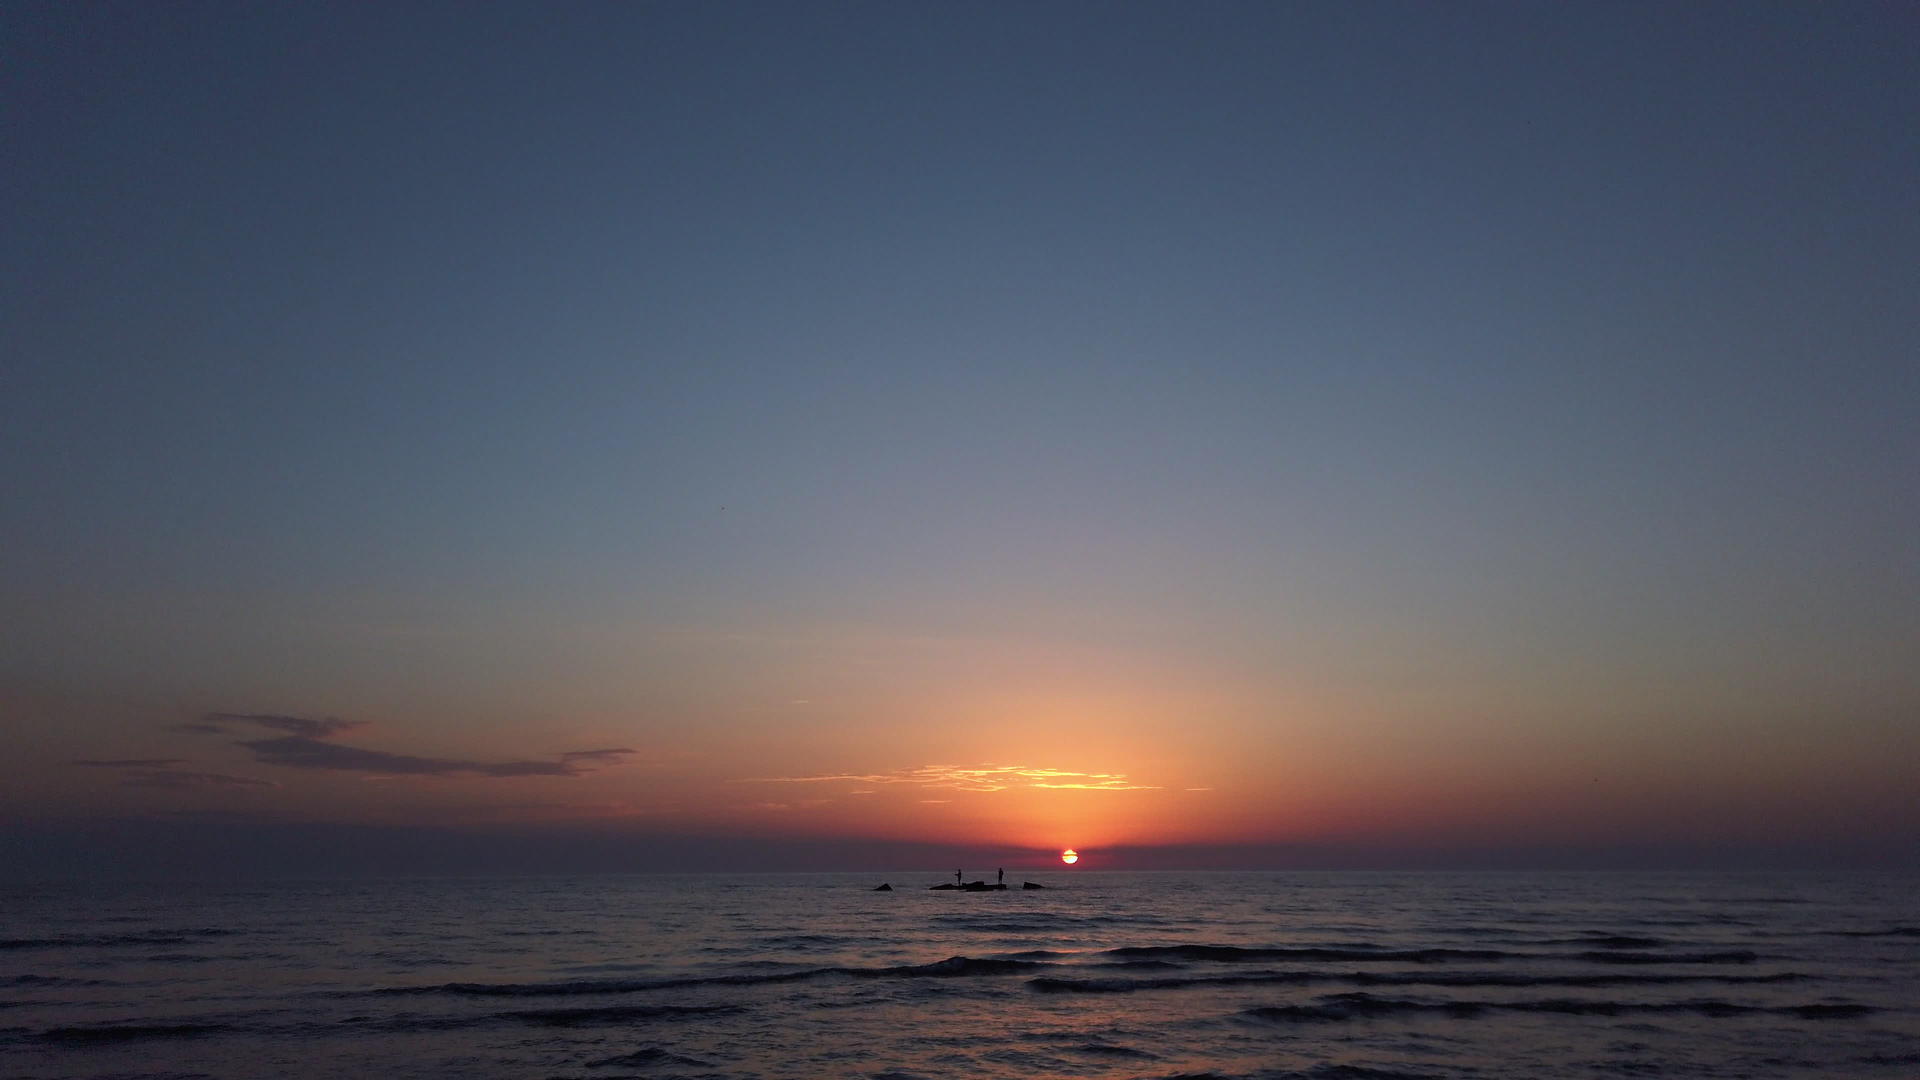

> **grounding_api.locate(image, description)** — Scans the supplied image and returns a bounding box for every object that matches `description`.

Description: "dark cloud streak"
[120,769,276,789]
[196,713,635,780]
[237,735,581,778]
[561,748,637,764]
[208,713,366,739]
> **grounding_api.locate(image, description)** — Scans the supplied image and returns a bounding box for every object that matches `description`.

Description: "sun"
[1061,849,1079,865]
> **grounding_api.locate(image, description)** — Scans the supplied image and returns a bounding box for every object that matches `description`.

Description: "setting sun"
[1061,849,1079,864]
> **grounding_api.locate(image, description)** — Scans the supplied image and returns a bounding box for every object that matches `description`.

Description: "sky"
[3,1,1916,877]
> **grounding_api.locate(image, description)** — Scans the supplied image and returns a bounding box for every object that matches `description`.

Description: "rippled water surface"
[4,871,1916,1079]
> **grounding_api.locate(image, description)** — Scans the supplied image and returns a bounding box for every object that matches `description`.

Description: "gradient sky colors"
[4,2,1916,876]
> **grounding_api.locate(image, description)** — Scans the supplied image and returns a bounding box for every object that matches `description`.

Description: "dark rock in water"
[1023,881,1046,889]
[873,883,892,891]
[960,881,1007,891]
[928,883,960,890]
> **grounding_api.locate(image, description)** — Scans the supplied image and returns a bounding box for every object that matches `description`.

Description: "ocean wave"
[1857,1051,1920,1066]
[1030,970,1808,993]
[22,1002,746,1044]
[1241,992,1876,1023]
[1550,934,1667,948]
[1105,945,1514,963]
[33,1022,230,1044]
[1128,1060,1436,1068]
[2,973,120,988]
[857,956,1052,978]
[929,920,1134,934]
[930,912,1171,929]
[754,933,853,949]
[354,1003,741,1034]
[1071,1040,1159,1059]
[1575,950,1757,965]
[361,955,1051,999]
[587,1044,715,1067]
[1624,915,1757,927]
[494,1002,740,1028]
[366,969,832,997]
[0,928,237,950]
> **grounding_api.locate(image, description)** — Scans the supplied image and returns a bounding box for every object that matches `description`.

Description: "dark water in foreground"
[3,871,1916,1079]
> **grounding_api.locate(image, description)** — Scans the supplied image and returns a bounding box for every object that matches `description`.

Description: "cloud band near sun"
[173,713,639,779]
[737,763,1161,792]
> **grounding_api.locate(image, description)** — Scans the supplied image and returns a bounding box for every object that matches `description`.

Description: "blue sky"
[3,2,1915,874]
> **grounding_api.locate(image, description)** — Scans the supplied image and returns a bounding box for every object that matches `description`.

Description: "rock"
[873,883,892,891]
[1022,881,1045,889]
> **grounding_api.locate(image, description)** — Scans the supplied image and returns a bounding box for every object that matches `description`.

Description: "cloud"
[738,763,1162,792]
[70,758,187,768]
[237,735,580,778]
[191,712,633,780]
[120,769,277,790]
[560,748,637,765]
[208,713,366,739]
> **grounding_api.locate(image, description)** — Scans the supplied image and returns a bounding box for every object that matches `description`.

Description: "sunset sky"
[5,3,1915,876]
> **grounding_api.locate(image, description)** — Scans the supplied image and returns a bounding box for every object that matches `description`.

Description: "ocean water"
[2,870,1916,1079]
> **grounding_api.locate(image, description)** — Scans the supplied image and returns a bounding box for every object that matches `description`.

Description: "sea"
[3,870,1916,1080]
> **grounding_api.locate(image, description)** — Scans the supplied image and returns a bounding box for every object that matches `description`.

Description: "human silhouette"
[955,868,962,884]
[997,867,1004,884]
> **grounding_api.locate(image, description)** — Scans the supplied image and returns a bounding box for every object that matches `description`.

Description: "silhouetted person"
[956,868,962,884]
[997,867,1004,884]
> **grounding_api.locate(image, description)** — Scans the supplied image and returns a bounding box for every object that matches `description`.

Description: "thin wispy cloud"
[121,769,277,789]
[561,748,637,764]
[70,757,273,789]
[188,713,638,780]
[239,735,580,778]
[738,763,1162,792]
[204,713,367,739]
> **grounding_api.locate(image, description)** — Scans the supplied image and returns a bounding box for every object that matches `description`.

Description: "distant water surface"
[3,870,1916,1079]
